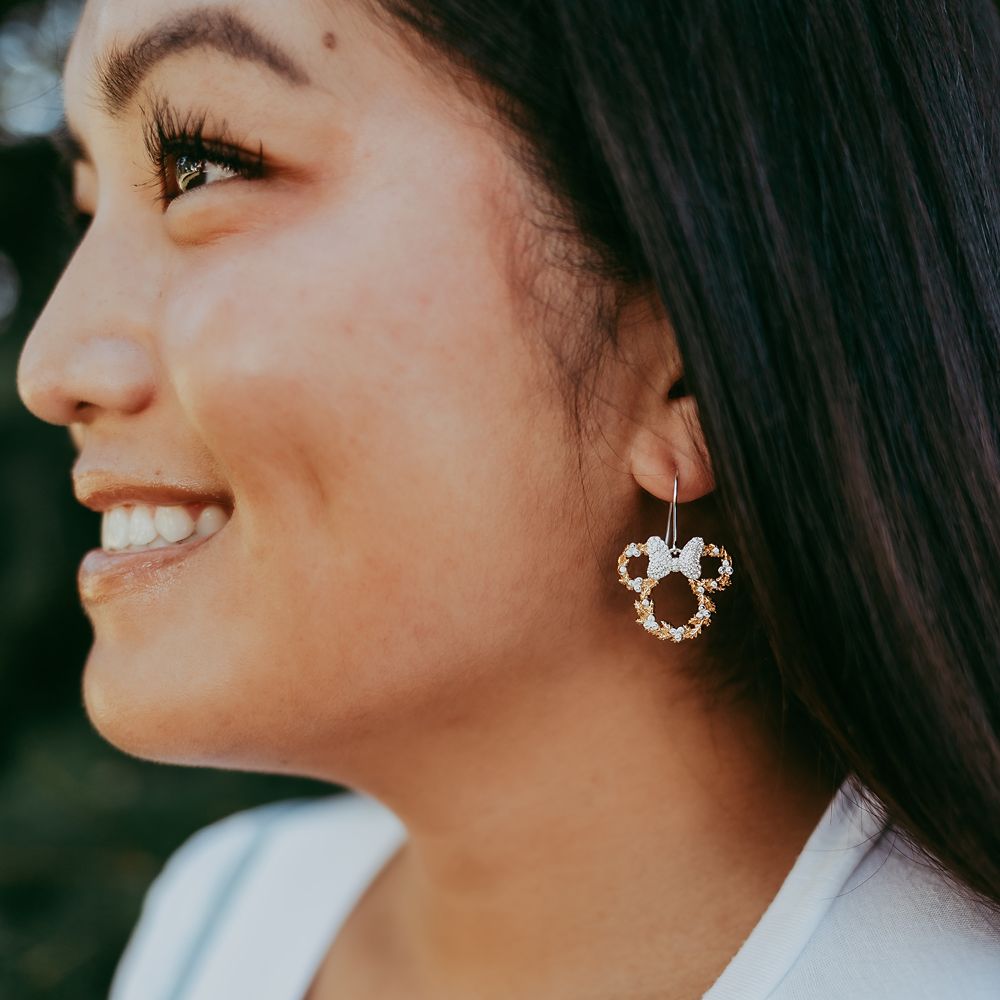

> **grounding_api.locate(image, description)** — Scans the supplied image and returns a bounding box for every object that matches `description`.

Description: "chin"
[81,646,230,768]
[82,665,170,764]
[79,645,329,777]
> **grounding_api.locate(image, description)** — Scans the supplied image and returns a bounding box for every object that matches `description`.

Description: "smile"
[78,502,232,604]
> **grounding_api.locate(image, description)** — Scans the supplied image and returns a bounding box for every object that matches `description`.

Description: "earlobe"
[629,395,714,502]
[612,287,714,502]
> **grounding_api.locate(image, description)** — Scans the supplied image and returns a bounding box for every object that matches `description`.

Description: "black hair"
[368,0,1000,913]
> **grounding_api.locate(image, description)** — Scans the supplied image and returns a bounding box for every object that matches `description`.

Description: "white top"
[108,777,1000,999]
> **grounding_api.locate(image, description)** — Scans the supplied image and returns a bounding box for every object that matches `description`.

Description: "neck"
[323,632,840,998]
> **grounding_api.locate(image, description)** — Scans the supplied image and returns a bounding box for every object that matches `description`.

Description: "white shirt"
[107,777,1000,999]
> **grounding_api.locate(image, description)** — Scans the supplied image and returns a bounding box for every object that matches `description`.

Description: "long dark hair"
[367,0,1000,912]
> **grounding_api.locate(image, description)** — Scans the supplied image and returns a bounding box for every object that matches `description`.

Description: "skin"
[16,2,838,997]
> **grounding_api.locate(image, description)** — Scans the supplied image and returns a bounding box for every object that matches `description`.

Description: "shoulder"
[775,822,1000,999]
[108,791,402,999]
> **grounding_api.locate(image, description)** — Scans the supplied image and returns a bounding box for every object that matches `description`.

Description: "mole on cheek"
[322,31,337,51]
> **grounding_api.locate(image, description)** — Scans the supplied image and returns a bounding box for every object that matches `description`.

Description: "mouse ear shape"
[678,536,704,580]
[645,535,671,580]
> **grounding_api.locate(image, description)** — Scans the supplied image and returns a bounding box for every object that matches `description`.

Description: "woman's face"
[16,0,655,780]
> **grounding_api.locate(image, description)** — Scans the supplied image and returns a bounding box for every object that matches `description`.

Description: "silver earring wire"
[667,470,679,552]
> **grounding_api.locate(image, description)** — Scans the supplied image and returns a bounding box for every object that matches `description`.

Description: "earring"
[616,471,734,642]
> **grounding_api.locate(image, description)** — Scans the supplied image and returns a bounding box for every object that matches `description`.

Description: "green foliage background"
[0,3,335,997]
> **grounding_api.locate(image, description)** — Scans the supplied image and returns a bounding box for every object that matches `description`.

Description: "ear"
[630,393,714,504]
[619,291,715,505]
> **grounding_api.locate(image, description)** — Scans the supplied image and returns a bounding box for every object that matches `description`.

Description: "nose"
[16,227,158,428]
[18,332,156,427]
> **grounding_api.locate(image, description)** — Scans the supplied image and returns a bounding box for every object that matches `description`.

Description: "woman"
[15,0,1000,996]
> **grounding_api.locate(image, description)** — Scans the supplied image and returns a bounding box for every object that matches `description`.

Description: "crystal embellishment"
[645,535,704,581]
[617,535,733,643]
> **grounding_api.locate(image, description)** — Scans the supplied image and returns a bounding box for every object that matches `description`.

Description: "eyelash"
[138,96,265,208]
[53,97,266,243]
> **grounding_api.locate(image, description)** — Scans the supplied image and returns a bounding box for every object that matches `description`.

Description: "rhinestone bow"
[645,534,703,581]
[616,536,734,642]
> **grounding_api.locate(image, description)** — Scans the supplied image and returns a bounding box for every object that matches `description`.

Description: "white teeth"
[102,506,131,550]
[128,505,158,546]
[100,502,231,553]
[196,505,229,537]
[154,504,195,543]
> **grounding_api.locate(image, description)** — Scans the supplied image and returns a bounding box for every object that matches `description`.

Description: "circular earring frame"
[615,472,734,642]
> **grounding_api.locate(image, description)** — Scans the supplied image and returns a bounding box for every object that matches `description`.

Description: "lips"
[77,515,229,604]
[75,480,235,514]
[72,466,236,604]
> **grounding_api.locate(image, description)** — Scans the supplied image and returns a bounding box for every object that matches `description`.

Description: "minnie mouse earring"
[616,471,734,642]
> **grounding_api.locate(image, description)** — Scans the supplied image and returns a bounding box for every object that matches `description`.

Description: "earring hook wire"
[667,470,679,551]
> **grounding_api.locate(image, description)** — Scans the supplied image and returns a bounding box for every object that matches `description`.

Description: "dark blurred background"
[0,3,333,997]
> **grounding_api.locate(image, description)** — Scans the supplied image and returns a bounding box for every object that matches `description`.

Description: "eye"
[139,95,265,209]
[171,152,243,195]
[149,136,264,208]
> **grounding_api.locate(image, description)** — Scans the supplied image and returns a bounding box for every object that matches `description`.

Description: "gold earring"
[616,471,734,642]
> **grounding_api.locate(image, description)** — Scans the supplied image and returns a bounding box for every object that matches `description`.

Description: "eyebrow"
[52,6,312,167]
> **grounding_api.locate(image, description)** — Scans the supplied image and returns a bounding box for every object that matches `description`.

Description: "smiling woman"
[13,0,1000,998]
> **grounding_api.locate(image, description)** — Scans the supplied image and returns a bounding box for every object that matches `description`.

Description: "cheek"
[165,188,542,525]
[150,186,574,747]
